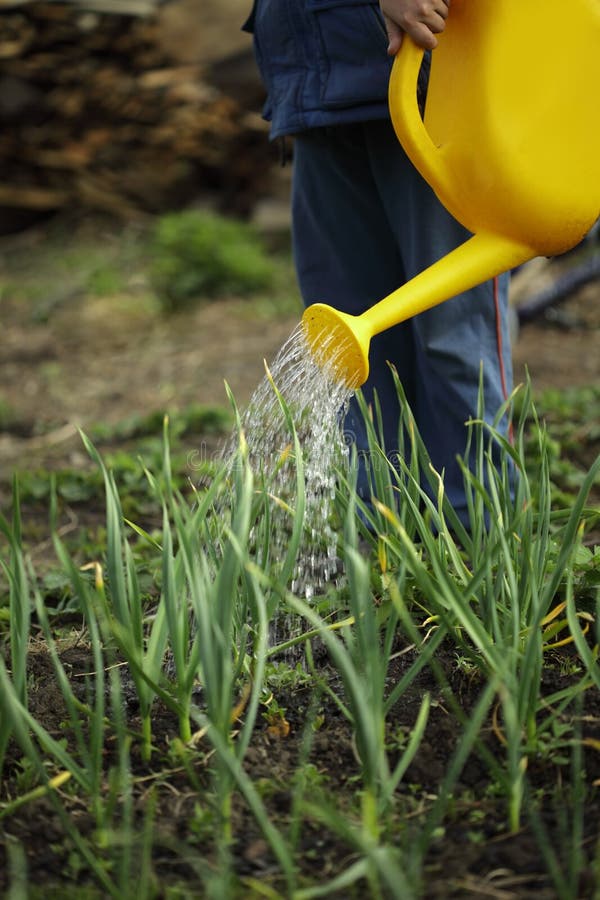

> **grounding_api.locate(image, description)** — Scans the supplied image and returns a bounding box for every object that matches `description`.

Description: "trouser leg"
[291,124,417,460]
[364,119,513,514]
[292,120,512,520]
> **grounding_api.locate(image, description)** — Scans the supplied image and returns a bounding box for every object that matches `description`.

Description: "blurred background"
[0,0,301,461]
[0,0,280,224]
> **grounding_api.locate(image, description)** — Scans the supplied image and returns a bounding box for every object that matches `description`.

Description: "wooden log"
[0,0,275,219]
[0,184,70,208]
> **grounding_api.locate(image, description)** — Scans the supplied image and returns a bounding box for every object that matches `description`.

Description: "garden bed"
[0,215,599,897]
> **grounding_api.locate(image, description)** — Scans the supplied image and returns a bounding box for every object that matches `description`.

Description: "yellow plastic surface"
[302,0,600,388]
[301,302,371,388]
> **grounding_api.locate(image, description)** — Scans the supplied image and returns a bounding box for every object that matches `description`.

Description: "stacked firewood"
[0,0,272,222]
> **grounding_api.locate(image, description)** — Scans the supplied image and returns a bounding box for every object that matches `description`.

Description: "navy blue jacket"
[244,0,394,139]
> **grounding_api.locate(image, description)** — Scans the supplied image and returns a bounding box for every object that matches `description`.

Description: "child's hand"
[380,0,450,53]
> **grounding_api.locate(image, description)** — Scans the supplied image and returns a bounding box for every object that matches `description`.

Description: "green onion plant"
[351,373,599,832]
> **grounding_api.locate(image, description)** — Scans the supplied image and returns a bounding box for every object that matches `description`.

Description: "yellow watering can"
[302,0,600,388]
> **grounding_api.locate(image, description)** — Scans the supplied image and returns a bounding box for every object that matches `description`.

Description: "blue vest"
[244,0,394,139]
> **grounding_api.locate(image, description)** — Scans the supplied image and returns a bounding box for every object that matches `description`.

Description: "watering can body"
[397,0,600,256]
[302,0,600,387]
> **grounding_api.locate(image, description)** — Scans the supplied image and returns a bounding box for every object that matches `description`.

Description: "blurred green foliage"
[0,397,17,430]
[150,210,276,310]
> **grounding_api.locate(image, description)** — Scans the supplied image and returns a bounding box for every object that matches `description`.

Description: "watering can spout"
[302,230,532,389]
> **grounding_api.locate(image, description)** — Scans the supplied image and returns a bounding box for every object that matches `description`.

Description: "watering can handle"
[388,37,452,201]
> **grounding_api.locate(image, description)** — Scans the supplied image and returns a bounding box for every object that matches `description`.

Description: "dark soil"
[1,636,599,897]
[1,218,599,897]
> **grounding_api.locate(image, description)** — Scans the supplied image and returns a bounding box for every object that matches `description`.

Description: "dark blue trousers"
[291,119,512,520]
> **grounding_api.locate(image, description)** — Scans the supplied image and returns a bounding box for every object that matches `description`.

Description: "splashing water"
[222,323,355,600]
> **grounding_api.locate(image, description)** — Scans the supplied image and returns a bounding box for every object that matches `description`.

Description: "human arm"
[379,0,450,53]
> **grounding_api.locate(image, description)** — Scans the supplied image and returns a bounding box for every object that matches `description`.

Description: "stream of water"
[222,323,354,600]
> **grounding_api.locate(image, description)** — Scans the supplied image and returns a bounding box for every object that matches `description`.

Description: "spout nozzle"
[301,303,370,389]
